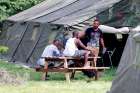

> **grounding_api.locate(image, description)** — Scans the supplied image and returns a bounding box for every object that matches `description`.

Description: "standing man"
[85,19,106,67]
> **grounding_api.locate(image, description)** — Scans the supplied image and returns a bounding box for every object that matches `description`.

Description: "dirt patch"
[0,68,29,85]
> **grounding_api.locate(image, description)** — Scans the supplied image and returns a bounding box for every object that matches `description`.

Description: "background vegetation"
[0,0,44,21]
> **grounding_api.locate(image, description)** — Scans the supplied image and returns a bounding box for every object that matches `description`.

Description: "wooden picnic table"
[36,56,109,83]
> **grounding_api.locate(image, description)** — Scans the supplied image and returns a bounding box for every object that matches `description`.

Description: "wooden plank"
[36,67,109,72]
[65,73,70,83]
[69,56,101,59]
[36,68,48,72]
[44,57,65,61]
[36,68,69,72]
[43,57,101,62]
[48,68,69,72]
[42,56,101,61]
[68,67,110,70]
[63,57,71,83]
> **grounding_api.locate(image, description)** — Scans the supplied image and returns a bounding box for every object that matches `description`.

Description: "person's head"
[93,19,100,29]
[53,39,60,47]
[72,31,79,38]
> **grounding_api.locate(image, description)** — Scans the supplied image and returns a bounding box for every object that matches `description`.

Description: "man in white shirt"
[37,39,61,67]
[63,31,91,67]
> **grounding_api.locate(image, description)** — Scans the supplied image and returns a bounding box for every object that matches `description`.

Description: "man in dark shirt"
[85,19,105,67]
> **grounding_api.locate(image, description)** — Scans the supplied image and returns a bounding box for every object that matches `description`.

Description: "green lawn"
[0,81,111,93]
[0,61,117,93]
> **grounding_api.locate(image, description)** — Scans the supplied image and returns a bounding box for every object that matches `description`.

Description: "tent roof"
[8,0,140,33]
[8,0,121,27]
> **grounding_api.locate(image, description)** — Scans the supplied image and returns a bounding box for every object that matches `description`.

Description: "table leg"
[64,58,70,83]
[42,61,48,80]
[95,69,99,80]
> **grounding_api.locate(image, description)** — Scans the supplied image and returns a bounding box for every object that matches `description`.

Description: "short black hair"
[53,39,60,43]
[94,19,100,22]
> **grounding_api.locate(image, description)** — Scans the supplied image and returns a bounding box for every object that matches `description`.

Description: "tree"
[0,0,44,21]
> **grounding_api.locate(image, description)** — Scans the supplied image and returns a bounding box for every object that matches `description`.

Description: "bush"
[0,46,8,54]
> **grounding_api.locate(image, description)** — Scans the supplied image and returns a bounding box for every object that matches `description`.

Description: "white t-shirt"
[37,44,60,66]
[41,44,60,57]
[63,38,78,56]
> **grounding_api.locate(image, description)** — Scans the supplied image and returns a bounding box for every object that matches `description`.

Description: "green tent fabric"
[1,21,64,65]
[8,0,140,28]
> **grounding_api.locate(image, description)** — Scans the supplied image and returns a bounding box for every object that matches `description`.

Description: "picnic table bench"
[36,56,109,83]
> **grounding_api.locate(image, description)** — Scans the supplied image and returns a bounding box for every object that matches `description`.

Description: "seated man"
[63,31,91,67]
[37,39,61,67]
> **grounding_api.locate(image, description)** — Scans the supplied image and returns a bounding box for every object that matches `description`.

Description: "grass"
[0,60,117,93]
[0,61,42,81]
[0,81,111,93]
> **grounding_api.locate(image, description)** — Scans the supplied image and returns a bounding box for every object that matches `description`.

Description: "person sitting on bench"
[63,31,91,67]
[37,39,62,67]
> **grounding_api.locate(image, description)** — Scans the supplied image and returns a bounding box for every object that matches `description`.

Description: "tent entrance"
[103,33,128,67]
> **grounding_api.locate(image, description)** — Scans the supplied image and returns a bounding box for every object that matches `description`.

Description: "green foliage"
[0,46,8,54]
[0,0,44,21]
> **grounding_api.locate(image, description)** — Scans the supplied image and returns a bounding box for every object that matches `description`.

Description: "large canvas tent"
[0,0,140,92]
[2,0,140,64]
[0,0,120,64]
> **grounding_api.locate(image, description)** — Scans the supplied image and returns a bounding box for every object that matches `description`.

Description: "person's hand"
[86,47,92,51]
[102,47,107,54]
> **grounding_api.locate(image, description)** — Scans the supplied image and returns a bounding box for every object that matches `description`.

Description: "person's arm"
[100,37,105,48]
[99,30,105,48]
[76,39,89,50]
[100,37,107,54]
